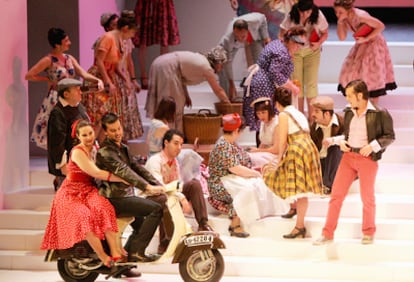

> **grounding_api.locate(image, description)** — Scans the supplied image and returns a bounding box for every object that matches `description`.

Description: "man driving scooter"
[96,113,166,277]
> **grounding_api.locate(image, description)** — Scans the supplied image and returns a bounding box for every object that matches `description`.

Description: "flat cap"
[57,78,82,92]
[311,96,334,111]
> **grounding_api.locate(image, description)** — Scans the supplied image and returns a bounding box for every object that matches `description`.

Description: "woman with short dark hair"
[25,27,102,150]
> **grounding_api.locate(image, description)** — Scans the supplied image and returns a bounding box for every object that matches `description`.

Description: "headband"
[71,119,81,139]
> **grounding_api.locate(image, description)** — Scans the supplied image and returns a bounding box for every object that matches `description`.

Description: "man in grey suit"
[218,12,271,100]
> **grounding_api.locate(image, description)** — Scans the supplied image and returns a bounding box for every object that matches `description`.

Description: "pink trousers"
[322,152,378,239]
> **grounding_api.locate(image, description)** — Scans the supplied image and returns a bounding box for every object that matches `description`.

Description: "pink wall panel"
[0,0,29,206]
[78,1,121,69]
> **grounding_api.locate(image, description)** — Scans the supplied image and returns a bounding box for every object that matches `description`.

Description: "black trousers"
[321,146,343,190]
[109,196,162,255]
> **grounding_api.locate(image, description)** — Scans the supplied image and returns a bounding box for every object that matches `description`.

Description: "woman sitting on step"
[207,113,289,238]
[247,97,280,169]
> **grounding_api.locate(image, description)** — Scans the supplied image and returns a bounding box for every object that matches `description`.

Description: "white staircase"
[1,40,414,281]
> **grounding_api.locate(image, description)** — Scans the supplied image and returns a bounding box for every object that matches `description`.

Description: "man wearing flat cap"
[310,95,344,194]
[47,78,89,190]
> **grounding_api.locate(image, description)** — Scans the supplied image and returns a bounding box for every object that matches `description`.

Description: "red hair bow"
[71,119,81,139]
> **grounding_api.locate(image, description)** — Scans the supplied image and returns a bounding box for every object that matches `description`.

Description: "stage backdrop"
[0,0,29,207]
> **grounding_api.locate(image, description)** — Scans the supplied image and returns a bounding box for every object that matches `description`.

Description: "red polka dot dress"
[41,146,118,250]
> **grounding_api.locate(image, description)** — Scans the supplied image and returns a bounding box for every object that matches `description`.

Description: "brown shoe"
[157,239,170,255]
[198,224,213,232]
[128,253,159,263]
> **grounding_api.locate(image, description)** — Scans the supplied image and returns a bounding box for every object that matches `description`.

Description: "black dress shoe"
[129,253,160,262]
[116,268,142,278]
[281,208,297,219]
[228,225,249,238]
[283,226,306,239]
[113,268,142,278]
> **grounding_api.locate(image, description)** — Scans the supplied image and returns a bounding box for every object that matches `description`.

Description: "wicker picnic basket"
[214,102,243,115]
[183,109,222,144]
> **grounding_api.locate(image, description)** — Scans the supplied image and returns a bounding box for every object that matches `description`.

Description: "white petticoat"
[220,174,289,225]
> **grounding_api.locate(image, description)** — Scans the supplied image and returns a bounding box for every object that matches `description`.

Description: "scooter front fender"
[172,231,225,263]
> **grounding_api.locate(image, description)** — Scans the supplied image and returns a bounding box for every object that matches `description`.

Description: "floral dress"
[41,146,118,250]
[83,32,122,128]
[208,136,252,217]
[118,39,144,140]
[31,54,75,150]
[208,136,288,224]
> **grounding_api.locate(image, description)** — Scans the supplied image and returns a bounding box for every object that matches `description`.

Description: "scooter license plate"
[184,234,214,247]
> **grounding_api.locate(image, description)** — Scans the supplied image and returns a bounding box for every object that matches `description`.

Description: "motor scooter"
[44,181,226,282]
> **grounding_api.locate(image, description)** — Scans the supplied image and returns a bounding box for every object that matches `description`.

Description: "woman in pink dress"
[133,0,180,89]
[334,0,397,104]
[41,120,127,267]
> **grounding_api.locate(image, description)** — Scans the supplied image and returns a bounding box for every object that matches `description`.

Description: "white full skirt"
[221,174,289,225]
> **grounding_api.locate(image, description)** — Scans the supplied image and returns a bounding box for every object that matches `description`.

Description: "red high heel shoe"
[112,255,127,263]
[103,256,115,268]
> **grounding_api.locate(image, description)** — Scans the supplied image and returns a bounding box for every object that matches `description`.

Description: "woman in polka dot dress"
[243,26,306,135]
[41,120,127,267]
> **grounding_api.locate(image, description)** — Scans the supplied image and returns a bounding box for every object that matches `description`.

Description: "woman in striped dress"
[264,87,322,239]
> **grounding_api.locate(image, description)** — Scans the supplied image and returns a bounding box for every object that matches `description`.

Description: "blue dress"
[243,39,293,131]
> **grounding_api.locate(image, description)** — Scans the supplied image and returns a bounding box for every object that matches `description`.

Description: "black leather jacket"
[96,138,160,198]
[343,105,395,161]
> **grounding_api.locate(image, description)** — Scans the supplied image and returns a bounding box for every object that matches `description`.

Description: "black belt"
[349,147,361,153]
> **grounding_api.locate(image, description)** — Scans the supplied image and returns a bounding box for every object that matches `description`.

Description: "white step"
[207,215,414,241]
[2,243,414,282]
[27,162,414,197]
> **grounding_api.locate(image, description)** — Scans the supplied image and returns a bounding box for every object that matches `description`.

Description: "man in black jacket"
[314,80,395,246]
[47,78,89,190]
[96,113,166,264]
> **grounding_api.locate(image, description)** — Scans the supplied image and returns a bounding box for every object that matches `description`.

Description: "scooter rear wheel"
[57,258,99,282]
[179,249,225,282]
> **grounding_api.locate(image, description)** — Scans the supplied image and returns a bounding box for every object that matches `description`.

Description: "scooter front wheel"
[179,249,225,282]
[57,258,99,282]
